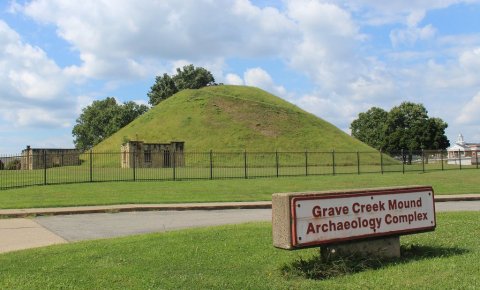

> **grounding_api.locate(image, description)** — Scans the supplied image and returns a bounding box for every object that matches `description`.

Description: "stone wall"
[21,146,81,170]
[121,141,185,168]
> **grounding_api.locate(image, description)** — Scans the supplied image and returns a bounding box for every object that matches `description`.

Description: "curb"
[0,202,272,219]
[1,196,479,219]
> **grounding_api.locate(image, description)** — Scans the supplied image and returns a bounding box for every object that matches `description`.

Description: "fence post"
[402,149,405,174]
[476,150,479,169]
[209,150,213,180]
[305,149,308,176]
[43,150,47,185]
[380,150,384,174]
[458,149,462,170]
[421,149,425,173]
[173,150,176,181]
[244,150,247,179]
[357,151,360,175]
[441,150,444,171]
[332,150,336,176]
[89,150,93,182]
[133,147,136,181]
[275,150,279,177]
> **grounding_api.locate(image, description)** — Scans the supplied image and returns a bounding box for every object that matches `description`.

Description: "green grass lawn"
[0,170,478,209]
[0,212,478,289]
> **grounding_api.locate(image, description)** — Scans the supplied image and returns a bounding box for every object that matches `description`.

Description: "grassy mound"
[93,86,375,153]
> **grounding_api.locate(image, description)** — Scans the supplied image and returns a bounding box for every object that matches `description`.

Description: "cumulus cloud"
[459,47,480,71]
[20,0,297,80]
[456,92,480,124]
[286,0,365,91]
[338,0,480,25]
[225,73,244,86]
[294,93,364,132]
[390,24,437,47]
[0,20,76,128]
[0,21,67,101]
[243,68,287,97]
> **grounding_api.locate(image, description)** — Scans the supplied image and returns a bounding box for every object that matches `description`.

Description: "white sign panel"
[291,187,436,247]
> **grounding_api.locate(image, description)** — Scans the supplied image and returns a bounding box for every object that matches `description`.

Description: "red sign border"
[290,186,436,248]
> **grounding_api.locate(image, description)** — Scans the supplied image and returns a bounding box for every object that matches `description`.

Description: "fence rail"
[0,149,478,190]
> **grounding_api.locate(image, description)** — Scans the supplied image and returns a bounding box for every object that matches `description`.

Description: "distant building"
[21,146,81,170]
[121,141,185,168]
[447,134,480,165]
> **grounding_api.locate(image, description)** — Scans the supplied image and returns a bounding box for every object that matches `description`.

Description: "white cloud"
[0,20,67,101]
[21,0,296,80]
[243,68,287,97]
[456,92,480,124]
[338,0,480,26]
[285,0,367,92]
[3,108,70,128]
[225,73,244,85]
[459,47,480,71]
[0,20,77,129]
[294,93,363,132]
[390,24,437,47]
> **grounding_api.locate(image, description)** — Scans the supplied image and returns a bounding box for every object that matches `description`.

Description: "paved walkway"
[0,196,479,254]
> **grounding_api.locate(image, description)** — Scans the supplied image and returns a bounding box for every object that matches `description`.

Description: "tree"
[147,73,178,106]
[148,64,215,106]
[350,107,388,151]
[350,102,450,157]
[383,102,430,153]
[72,97,149,150]
[173,64,215,90]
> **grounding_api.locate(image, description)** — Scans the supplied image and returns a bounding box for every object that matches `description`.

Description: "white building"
[447,134,480,165]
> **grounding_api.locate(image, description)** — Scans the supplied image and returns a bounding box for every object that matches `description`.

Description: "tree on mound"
[148,64,215,106]
[351,102,449,157]
[72,97,149,150]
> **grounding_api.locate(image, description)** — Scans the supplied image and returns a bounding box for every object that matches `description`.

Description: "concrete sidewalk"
[0,194,479,218]
[0,218,66,253]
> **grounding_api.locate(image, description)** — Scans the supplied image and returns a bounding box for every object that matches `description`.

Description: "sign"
[292,187,435,247]
[272,186,436,249]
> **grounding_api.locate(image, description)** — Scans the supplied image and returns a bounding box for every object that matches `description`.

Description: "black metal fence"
[0,149,478,190]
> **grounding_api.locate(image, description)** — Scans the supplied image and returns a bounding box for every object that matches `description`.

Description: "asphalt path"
[35,201,480,242]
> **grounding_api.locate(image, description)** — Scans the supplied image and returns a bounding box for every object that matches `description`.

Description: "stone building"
[121,141,185,168]
[21,146,81,170]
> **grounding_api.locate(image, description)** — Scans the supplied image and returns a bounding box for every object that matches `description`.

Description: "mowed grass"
[0,212,478,289]
[0,169,479,209]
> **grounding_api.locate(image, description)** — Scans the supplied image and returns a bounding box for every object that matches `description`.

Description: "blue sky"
[1,0,480,154]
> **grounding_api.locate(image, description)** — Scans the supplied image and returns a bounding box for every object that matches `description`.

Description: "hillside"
[93,85,375,153]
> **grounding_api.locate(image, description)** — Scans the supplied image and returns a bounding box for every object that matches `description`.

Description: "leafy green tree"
[383,102,430,153]
[350,107,388,150]
[173,64,215,90]
[72,97,149,150]
[0,160,4,170]
[423,117,450,150]
[147,73,178,106]
[148,64,215,106]
[350,102,450,157]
